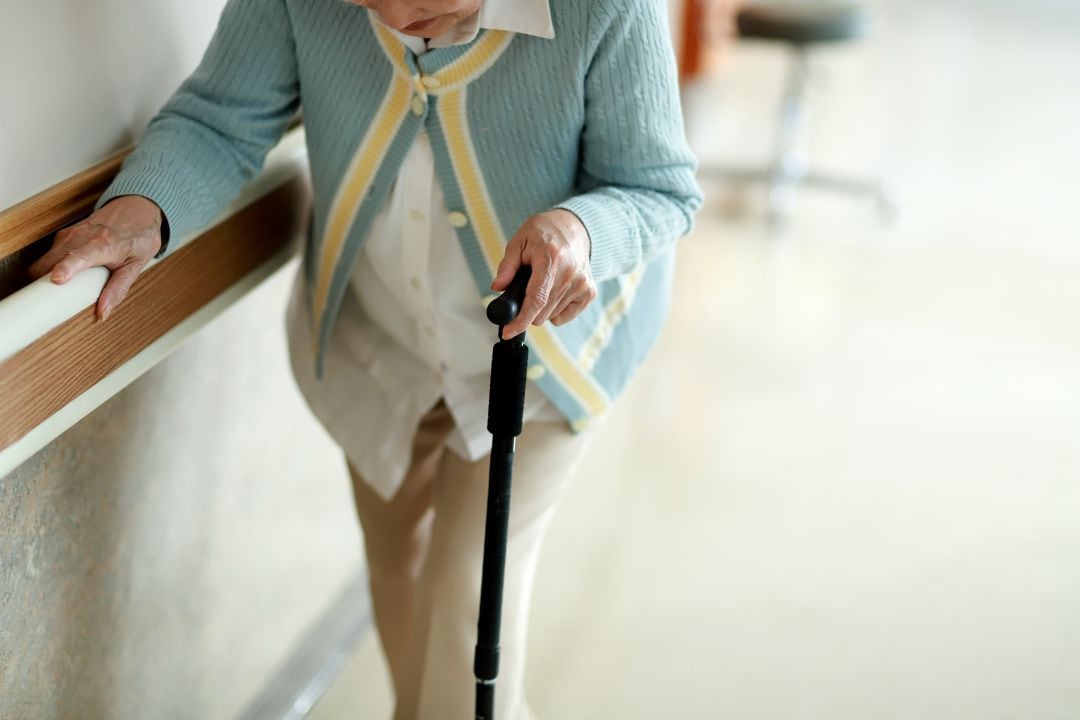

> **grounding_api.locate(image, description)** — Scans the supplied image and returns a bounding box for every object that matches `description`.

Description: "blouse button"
[447,211,469,228]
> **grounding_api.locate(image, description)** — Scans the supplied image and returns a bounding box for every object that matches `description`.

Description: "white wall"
[0,0,227,207]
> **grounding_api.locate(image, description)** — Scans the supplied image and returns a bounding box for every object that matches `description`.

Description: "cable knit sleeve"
[553,0,704,284]
[94,0,300,259]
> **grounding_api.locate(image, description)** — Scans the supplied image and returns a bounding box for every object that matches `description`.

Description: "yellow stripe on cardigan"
[579,264,647,370]
[427,31,513,92]
[311,73,412,340]
[371,18,415,85]
[439,88,610,418]
[371,19,512,96]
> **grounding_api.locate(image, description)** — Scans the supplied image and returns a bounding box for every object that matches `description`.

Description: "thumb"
[491,235,523,291]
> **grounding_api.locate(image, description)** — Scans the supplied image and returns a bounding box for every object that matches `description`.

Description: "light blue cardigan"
[97,0,704,431]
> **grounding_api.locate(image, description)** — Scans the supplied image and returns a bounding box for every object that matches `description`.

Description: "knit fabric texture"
[96,0,704,430]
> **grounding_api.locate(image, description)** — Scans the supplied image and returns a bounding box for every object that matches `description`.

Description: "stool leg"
[768,45,811,226]
[801,172,901,222]
[696,39,898,226]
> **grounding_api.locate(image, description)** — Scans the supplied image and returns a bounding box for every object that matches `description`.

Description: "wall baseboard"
[236,569,372,720]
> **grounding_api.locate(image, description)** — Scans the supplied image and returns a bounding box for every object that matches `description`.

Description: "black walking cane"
[474,264,532,720]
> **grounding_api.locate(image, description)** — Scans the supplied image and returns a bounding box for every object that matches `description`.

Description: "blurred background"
[2,0,1079,718]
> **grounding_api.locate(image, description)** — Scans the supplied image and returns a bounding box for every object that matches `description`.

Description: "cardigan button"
[570,418,589,432]
[421,75,441,89]
[411,96,425,116]
[526,364,547,381]
[447,211,469,228]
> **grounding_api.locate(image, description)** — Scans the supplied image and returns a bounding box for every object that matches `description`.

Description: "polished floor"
[309,1,1080,718]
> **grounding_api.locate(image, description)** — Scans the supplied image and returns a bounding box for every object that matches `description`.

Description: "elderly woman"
[29,0,702,717]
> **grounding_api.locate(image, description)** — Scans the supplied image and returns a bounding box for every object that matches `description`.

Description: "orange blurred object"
[679,0,741,82]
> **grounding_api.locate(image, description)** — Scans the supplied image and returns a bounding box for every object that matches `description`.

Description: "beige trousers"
[346,398,598,720]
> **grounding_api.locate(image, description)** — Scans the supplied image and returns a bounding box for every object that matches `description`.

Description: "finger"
[28,248,69,281]
[491,234,524,292]
[27,230,77,280]
[551,296,588,326]
[97,261,146,321]
[541,284,578,326]
[545,276,592,324]
[503,256,555,339]
[49,239,115,284]
[532,281,571,327]
[551,283,596,326]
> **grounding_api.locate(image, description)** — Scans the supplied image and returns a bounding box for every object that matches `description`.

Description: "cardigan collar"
[379,0,554,53]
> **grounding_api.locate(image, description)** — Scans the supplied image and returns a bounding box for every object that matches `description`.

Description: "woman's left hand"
[491,209,598,339]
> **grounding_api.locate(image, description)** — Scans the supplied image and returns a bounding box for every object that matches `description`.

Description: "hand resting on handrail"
[26,195,165,323]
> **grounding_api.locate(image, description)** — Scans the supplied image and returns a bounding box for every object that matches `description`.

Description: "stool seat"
[737,2,870,44]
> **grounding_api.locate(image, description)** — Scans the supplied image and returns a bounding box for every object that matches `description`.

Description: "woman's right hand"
[27,195,164,322]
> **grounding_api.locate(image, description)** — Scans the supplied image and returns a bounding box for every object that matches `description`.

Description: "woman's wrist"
[103,194,164,226]
[545,208,591,260]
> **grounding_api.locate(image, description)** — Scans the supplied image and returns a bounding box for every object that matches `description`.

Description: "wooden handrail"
[0,128,310,476]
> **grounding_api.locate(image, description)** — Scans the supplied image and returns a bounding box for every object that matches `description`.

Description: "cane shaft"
[475,266,531,720]
[475,434,514,672]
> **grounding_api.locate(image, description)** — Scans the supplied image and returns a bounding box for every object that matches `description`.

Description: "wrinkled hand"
[27,195,164,322]
[491,209,597,339]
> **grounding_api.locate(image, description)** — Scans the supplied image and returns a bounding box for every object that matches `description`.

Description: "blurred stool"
[710,1,897,225]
